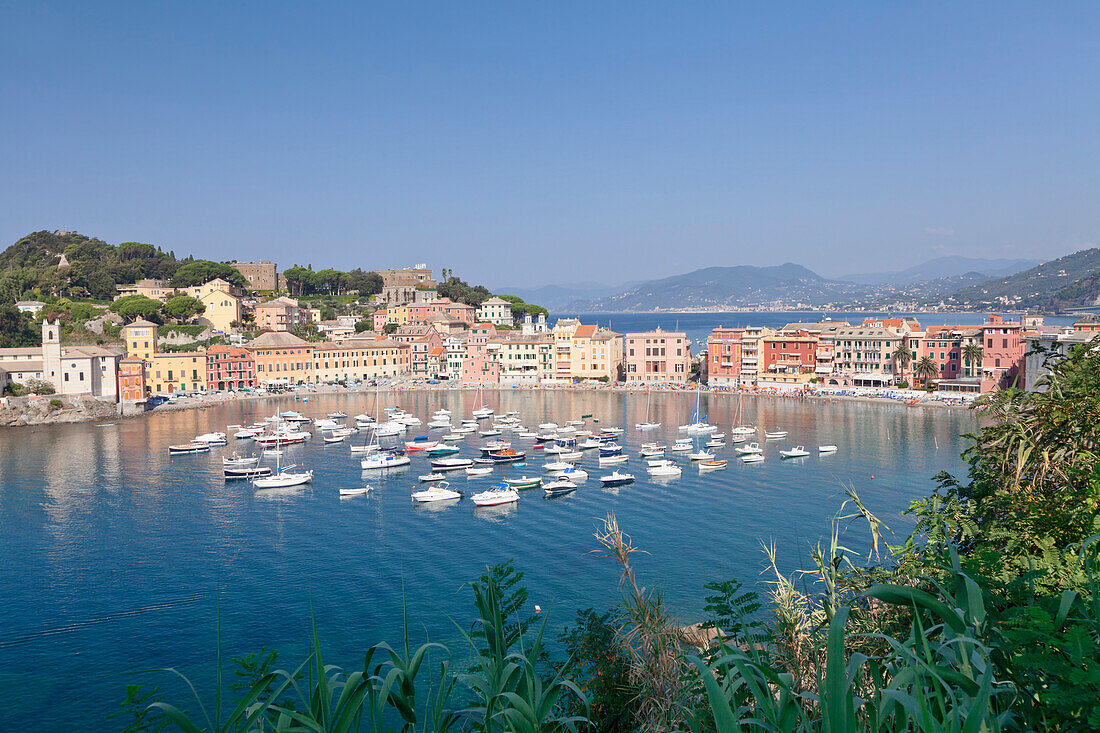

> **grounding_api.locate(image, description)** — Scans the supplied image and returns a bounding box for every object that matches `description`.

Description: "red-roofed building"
[206,344,256,391]
[707,327,743,386]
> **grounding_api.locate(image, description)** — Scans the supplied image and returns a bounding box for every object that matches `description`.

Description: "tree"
[892,343,913,387]
[110,295,163,323]
[354,320,372,333]
[170,260,248,289]
[162,295,206,322]
[0,303,38,347]
[314,268,345,295]
[344,269,382,296]
[25,377,55,395]
[962,342,984,378]
[282,266,316,296]
[914,355,939,386]
[383,322,399,335]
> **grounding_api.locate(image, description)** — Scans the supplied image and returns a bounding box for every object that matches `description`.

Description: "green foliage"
[354,320,372,333]
[25,377,55,395]
[170,260,248,289]
[383,323,399,335]
[558,609,634,732]
[0,302,38,347]
[48,398,63,408]
[438,274,492,307]
[111,295,163,323]
[700,578,762,645]
[159,323,206,337]
[162,295,206,322]
[108,684,167,733]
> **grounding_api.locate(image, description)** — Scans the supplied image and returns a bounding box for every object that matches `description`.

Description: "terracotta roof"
[574,324,597,338]
[124,319,159,328]
[248,331,313,348]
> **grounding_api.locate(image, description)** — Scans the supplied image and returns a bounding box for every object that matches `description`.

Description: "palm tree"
[914,355,939,387]
[962,342,984,378]
[892,343,913,386]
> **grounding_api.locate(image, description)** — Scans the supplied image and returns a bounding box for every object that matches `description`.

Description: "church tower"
[42,320,62,390]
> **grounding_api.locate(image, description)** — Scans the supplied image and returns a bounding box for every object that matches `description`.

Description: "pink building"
[460,340,500,384]
[624,329,690,384]
[760,331,817,374]
[980,315,1024,390]
[707,328,743,386]
[409,331,444,377]
[254,297,307,332]
[372,309,388,331]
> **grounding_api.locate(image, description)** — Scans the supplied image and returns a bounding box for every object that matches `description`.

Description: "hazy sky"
[2,2,1098,288]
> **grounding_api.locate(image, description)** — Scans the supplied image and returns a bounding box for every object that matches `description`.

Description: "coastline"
[0,379,971,428]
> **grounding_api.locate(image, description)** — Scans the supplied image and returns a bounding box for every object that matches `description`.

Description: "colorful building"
[624,328,690,384]
[477,297,514,326]
[249,331,315,385]
[254,297,308,332]
[706,327,743,386]
[148,351,208,395]
[117,355,146,412]
[206,345,256,391]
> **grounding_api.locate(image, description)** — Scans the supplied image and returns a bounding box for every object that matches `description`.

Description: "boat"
[263,448,284,457]
[504,476,541,489]
[679,384,715,434]
[465,466,494,477]
[543,479,578,496]
[314,419,340,430]
[487,449,526,463]
[412,481,462,503]
[480,441,511,454]
[471,385,494,419]
[670,442,692,452]
[699,459,728,471]
[234,429,258,439]
[598,454,629,465]
[635,386,661,430]
[224,466,272,479]
[705,439,725,448]
[419,472,446,482]
[689,450,714,461]
[599,471,635,486]
[441,434,465,442]
[741,453,765,464]
[169,443,209,455]
[735,442,763,455]
[710,432,726,440]
[819,445,839,453]
[543,460,575,472]
[555,450,583,461]
[604,426,624,435]
[361,452,411,470]
[567,419,585,426]
[639,446,665,457]
[193,432,228,445]
[427,444,460,455]
[479,429,503,437]
[538,422,559,431]
[558,466,588,481]
[253,454,313,488]
[518,431,539,439]
[323,435,345,444]
[404,440,439,451]
[764,430,788,439]
[470,485,519,506]
[731,392,754,436]
[339,486,373,497]
[599,443,623,456]
[780,446,811,458]
[649,463,682,477]
[430,457,476,470]
[647,458,675,468]
[222,454,260,467]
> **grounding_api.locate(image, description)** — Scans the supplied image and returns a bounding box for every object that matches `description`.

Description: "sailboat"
[634,386,661,430]
[678,383,716,434]
[253,451,313,489]
[351,389,383,454]
[731,391,754,436]
[471,384,494,419]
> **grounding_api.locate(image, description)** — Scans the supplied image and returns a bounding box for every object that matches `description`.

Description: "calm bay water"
[0,389,975,729]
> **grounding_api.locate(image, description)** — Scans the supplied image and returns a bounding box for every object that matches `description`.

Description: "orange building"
[117,355,146,402]
[1073,318,1100,333]
[249,331,315,386]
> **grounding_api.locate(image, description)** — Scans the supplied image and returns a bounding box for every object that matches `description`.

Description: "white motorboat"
[689,450,714,461]
[542,479,577,496]
[354,413,374,423]
[731,426,755,436]
[339,486,373,497]
[705,440,725,448]
[538,422,559,431]
[471,385,494,419]
[819,445,839,453]
[430,457,476,470]
[327,411,348,419]
[577,439,602,450]
[518,431,539,439]
[193,432,228,445]
[427,444,460,456]
[780,446,811,458]
[234,429,258,439]
[566,419,585,426]
[442,434,465,442]
[361,452,411,470]
[599,471,635,486]
[419,472,446,482]
[314,419,340,430]
[557,466,588,481]
[670,443,692,452]
[263,448,284,457]
[350,443,379,454]
[323,435,345,444]
[639,446,666,457]
[479,429,503,437]
[412,481,462,503]
[330,427,357,437]
[543,460,575,472]
[764,430,788,439]
[647,458,675,468]
[470,486,519,506]
[649,463,682,477]
[465,466,494,477]
[735,442,763,455]
[741,453,765,464]
[599,454,629,465]
[428,419,452,429]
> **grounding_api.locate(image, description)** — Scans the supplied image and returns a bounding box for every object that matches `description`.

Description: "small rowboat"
[169,443,209,455]
[741,453,765,464]
[339,486,373,497]
[699,460,728,471]
[504,476,541,489]
[819,445,839,453]
[419,472,446,482]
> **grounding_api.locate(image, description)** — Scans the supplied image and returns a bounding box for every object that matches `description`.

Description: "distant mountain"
[575,263,867,311]
[840,256,1039,285]
[946,248,1100,310]
[496,281,642,311]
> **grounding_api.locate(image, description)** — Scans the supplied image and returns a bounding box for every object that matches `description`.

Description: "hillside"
[946,248,1100,309]
[841,256,1038,285]
[577,263,867,311]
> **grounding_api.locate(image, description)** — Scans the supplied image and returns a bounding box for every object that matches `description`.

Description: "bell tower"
[42,320,62,390]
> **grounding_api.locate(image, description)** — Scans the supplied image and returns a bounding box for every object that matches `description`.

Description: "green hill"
[945,248,1100,310]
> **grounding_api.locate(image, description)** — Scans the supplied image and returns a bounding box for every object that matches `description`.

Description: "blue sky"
[1,1,1097,288]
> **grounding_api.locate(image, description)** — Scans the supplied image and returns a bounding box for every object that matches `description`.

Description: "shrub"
[48,398,62,408]
[26,377,55,395]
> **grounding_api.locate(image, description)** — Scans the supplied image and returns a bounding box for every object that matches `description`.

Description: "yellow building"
[386,303,411,326]
[496,335,554,384]
[568,325,623,381]
[197,288,242,332]
[121,319,159,361]
[116,279,177,301]
[312,338,410,382]
[148,351,208,394]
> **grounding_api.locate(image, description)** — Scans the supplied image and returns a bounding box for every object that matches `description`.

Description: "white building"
[1024,331,1094,392]
[477,297,514,326]
[0,321,122,400]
